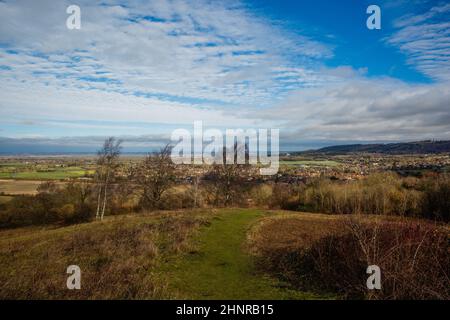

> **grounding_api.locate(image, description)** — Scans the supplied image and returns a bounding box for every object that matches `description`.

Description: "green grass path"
[163,209,317,299]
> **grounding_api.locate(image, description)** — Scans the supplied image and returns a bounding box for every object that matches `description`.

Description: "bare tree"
[95,137,122,220]
[206,144,249,206]
[134,144,176,210]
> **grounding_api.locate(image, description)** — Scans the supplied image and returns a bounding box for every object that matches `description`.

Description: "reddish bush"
[254,218,449,299]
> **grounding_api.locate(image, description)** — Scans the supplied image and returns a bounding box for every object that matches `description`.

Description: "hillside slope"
[301,140,450,155]
[0,209,322,299]
[162,209,319,299]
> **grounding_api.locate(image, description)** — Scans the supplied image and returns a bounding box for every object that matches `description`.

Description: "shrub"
[253,217,449,299]
[421,176,450,222]
[269,182,303,210]
[0,182,95,228]
[56,204,76,223]
[268,173,425,218]
[250,184,273,207]
[204,162,250,207]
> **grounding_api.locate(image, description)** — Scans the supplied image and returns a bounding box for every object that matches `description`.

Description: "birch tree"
[95,137,122,220]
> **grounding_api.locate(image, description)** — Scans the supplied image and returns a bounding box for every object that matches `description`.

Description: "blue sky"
[256,0,436,82]
[0,0,449,152]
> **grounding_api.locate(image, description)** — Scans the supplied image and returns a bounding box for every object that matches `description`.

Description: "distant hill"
[300,140,450,155]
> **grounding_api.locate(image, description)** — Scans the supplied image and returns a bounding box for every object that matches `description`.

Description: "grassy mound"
[0,210,211,299]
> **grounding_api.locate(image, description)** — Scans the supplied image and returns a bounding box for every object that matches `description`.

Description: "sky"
[0,0,449,153]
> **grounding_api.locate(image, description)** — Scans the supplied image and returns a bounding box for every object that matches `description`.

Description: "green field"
[280,160,340,167]
[0,163,27,167]
[0,167,94,180]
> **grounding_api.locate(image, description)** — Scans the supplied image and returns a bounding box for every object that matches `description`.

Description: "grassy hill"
[1,208,447,299]
[0,210,210,299]
[162,209,320,299]
[0,209,327,299]
[300,140,450,155]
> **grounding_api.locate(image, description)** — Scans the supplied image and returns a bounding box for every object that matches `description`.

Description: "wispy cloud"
[387,3,450,81]
[0,0,331,117]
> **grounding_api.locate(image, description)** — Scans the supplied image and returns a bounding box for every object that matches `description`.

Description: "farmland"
[0,161,94,180]
[0,180,44,195]
[280,159,340,167]
[0,169,92,180]
[0,158,96,197]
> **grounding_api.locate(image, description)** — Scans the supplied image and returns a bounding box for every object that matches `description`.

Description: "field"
[0,180,44,195]
[280,160,340,167]
[0,196,13,204]
[0,160,95,196]
[0,167,93,180]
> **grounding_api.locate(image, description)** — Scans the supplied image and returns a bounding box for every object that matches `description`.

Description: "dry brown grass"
[247,212,341,254]
[0,180,44,195]
[0,210,212,299]
[247,212,450,300]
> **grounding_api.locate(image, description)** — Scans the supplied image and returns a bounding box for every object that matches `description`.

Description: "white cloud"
[387,3,450,81]
[0,79,264,128]
[1,0,450,150]
[255,74,450,142]
[0,0,331,114]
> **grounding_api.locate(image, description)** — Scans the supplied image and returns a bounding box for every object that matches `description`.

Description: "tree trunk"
[96,185,102,220]
[101,169,110,220]
[193,176,198,208]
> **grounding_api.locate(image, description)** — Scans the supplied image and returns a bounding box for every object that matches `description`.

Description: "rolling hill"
[300,140,450,155]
